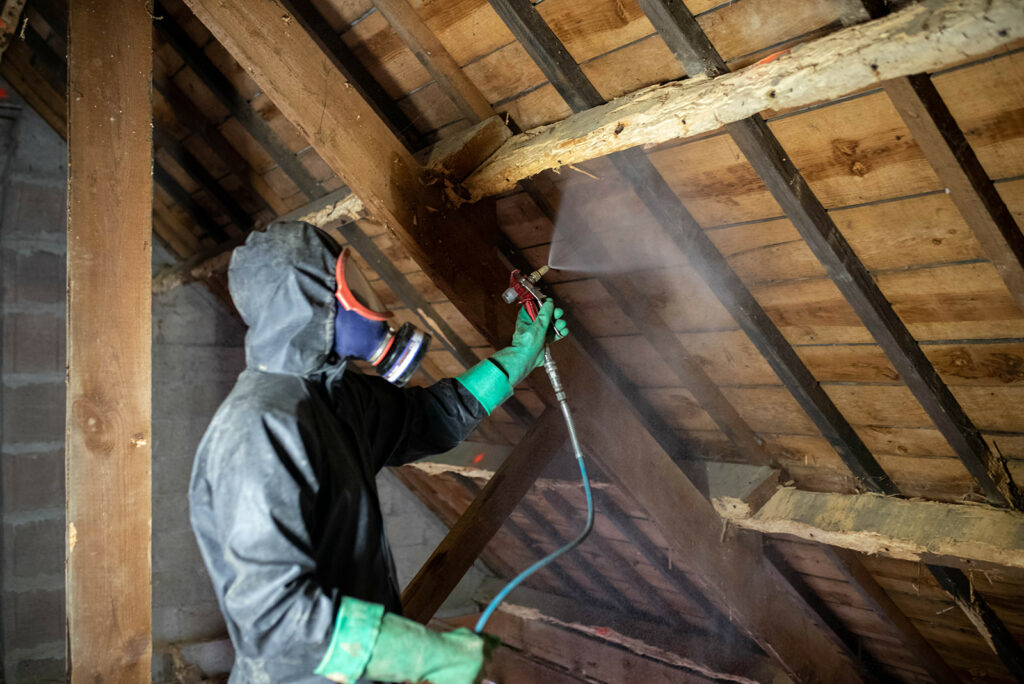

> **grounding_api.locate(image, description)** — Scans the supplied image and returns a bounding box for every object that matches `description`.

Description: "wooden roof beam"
[728,484,1024,571]
[400,408,566,623]
[460,0,1024,201]
[67,0,152,677]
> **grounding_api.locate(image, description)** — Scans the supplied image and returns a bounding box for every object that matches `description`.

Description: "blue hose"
[474,349,592,634]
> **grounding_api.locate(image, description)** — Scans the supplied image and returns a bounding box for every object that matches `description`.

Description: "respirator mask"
[333,248,430,386]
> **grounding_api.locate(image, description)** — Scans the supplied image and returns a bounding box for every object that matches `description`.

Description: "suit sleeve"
[343,374,487,471]
[190,407,338,673]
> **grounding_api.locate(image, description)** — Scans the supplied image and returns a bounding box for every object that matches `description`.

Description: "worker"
[189,221,566,684]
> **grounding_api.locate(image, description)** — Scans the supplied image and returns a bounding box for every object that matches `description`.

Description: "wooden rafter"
[66,0,152,678]
[460,0,1024,202]
[154,1,327,200]
[638,0,1020,511]
[400,408,565,623]
[862,5,1024,318]
[181,1,863,678]
[824,547,962,684]
[637,1,1024,677]
[485,0,896,492]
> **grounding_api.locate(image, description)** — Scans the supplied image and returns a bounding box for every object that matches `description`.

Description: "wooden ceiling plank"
[154,126,252,232]
[369,0,493,124]
[461,0,1024,202]
[452,473,593,600]
[539,488,669,618]
[514,496,635,613]
[400,407,567,622]
[487,0,897,493]
[640,0,1021,510]
[368,0,769,465]
[153,161,228,243]
[642,2,1024,677]
[66,0,153,678]
[825,546,963,684]
[282,0,423,150]
[762,543,889,681]
[155,1,327,199]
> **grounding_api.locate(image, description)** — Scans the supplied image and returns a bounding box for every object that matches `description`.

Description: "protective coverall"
[190,222,563,683]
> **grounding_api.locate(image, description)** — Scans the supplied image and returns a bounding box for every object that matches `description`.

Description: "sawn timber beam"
[459,0,1024,202]
[183,0,864,679]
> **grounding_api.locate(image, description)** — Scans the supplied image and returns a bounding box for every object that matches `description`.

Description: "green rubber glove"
[315,597,486,684]
[456,300,568,414]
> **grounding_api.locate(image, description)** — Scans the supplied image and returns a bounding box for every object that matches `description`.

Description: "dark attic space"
[1,0,1024,682]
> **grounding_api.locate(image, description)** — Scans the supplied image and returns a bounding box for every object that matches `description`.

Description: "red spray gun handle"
[502,267,549,321]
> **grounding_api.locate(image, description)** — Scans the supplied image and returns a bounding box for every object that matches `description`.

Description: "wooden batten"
[66,0,153,679]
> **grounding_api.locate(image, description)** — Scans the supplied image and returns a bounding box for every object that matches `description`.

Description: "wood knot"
[72,399,114,454]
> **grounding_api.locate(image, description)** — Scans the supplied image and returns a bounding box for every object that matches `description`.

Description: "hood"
[229,221,342,375]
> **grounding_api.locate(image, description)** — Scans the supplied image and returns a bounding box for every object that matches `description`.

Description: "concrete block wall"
[0,90,68,684]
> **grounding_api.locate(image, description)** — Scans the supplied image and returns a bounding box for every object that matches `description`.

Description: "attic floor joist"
[180,0,870,679]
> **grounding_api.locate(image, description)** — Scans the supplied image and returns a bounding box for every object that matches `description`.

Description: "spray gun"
[474,266,592,635]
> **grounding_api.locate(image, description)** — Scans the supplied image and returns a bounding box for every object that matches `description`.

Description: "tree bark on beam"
[460,0,1024,202]
[66,0,152,678]
[727,486,1024,571]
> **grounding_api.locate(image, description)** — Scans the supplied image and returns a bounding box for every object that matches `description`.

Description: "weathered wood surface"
[0,0,27,63]
[734,487,1024,569]
[884,73,1024,316]
[371,0,494,123]
[400,407,565,623]
[66,1,152,679]
[824,546,963,684]
[461,0,1024,200]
